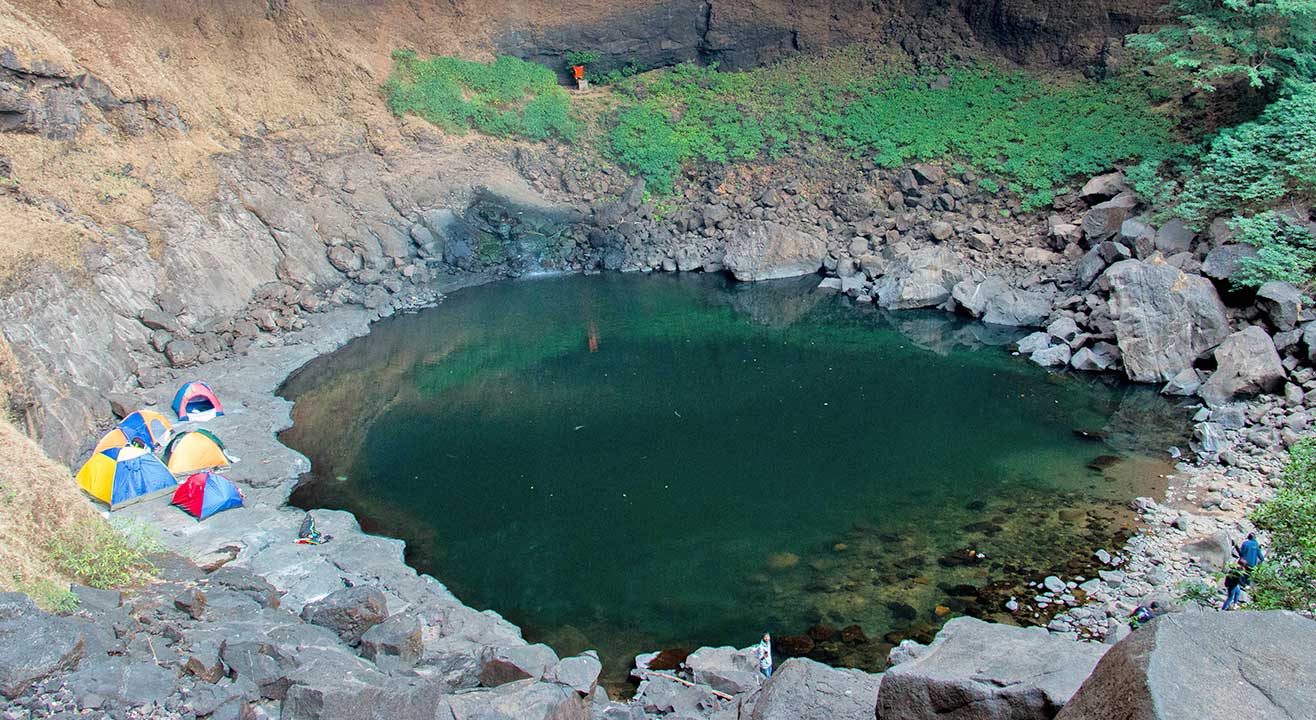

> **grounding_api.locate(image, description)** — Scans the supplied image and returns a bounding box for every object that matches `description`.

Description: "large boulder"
[875,245,966,310]
[1256,281,1306,331]
[0,593,87,699]
[1201,243,1259,285]
[299,585,388,646]
[952,277,1051,327]
[876,617,1107,720]
[1102,259,1230,383]
[439,679,589,720]
[1197,326,1285,406]
[1056,610,1316,720]
[684,645,762,696]
[722,221,826,281]
[750,657,881,720]
[1081,193,1137,243]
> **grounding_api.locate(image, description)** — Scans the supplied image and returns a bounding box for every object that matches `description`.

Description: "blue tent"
[172,471,244,520]
[75,446,178,509]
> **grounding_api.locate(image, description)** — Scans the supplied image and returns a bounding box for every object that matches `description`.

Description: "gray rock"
[638,675,720,715]
[952,276,1008,318]
[1017,332,1053,355]
[1120,220,1157,259]
[1043,576,1066,594]
[1102,259,1230,383]
[1079,172,1125,203]
[1161,367,1203,397]
[1071,342,1119,372]
[544,652,602,696]
[1074,249,1107,288]
[1047,317,1081,342]
[1256,281,1306,331]
[1202,243,1259,284]
[165,338,200,367]
[1193,422,1228,454]
[360,612,423,668]
[1057,611,1316,720]
[326,245,362,274]
[878,617,1107,720]
[70,584,121,614]
[983,288,1052,328]
[1198,326,1286,406]
[874,245,965,310]
[749,658,881,720]
[0,594,87,699]
[63,656,175,708]
[1081,193,1137,243]
[1155,219,1194,256]
[684,645,761,696]
[1182,531,1233,571]
[479,644,559,687]
[721,221,826,282]
[1031,343,1072,367]
[439,678,587,720]
[300,585,388,646]
[928,221,954,242]
[138,308,179,333]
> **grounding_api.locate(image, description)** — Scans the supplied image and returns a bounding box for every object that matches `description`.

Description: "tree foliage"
[1231,211,1316,289]
[1127,0,1316,92]
[1250,437,1316,611]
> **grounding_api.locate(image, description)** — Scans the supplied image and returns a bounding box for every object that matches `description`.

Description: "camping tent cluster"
[74,381,243,520]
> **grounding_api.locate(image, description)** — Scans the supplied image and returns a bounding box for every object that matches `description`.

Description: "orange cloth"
[572,65,585,80]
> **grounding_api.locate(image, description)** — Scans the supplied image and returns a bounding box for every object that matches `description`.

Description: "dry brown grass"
[0,417,101,604]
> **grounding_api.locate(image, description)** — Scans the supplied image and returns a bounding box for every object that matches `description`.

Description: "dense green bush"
[45,519,160,589]
[1250,437,1316,611]
[384,51,578,141]
[1230,211,1316,289]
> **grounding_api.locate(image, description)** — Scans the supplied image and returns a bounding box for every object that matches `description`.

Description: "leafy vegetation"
[44,519,161,589]
[11,574,79,613]
[384,50,577,141]
[565,50,600,68]
[607,52,1174,205]
[1231,211,1316,289]
[1249,437,1316,611]
[1127,0,1316,92]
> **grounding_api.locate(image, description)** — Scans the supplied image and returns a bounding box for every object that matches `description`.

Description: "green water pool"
[281,272,1183,683]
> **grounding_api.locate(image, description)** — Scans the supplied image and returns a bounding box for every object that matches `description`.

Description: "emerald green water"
[281,273,1182,682]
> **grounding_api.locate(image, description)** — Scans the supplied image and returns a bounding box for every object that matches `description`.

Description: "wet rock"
[1198,326,1285,406]
[1017,331,1053,355]
[721,221,826,281]
[840,624,869,644]
[1031,343,1072,367]
[478,644,559,687]
[1057,611,1316,720]
[749,658,881,720]
[774,634,816,657]
[1102,259,1230,382]
[1256,281,1306,331]
[300,585,388,646]
[1070,342,1120,372]
[878,617,1107,720]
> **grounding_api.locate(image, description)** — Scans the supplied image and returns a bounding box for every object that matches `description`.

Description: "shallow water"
[281,273,1183,684]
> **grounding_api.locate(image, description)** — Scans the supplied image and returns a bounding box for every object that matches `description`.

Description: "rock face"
[722,220,826,281]
[1102,259,1230,383]
[877,617,1108,720]
[751,657,882,720]
[1197,326,1286,406]
[0,593,86,699]
[1056,610,1316,720]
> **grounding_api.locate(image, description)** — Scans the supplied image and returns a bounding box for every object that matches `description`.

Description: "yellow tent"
[92,410,173,453]
[162,429,231,475]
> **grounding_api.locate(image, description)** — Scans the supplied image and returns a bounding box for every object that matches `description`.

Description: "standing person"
[1238,533,1265,570]
[1222,561,1246,610]
[756,632,773,679]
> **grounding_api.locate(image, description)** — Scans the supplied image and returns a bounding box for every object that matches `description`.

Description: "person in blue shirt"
[1238,533,1264,570]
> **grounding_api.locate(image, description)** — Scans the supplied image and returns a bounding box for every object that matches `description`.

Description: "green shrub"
[12,575,79,613]
[605,55,1174,206]
[1250,437,1316,611]
[1176,81,1316,224]
[977,178,1000,194]
[565,50,600,68]
[384,53,578,142]
[1230,211,1316,289]
[45,519,160,589]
